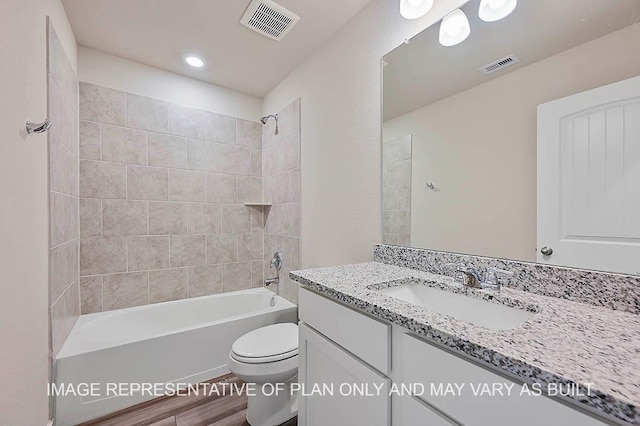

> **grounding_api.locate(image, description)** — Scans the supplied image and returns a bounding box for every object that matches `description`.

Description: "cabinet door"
[298,323,390,426]
[398,395,460,426]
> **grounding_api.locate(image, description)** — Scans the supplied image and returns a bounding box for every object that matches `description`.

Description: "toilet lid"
[232,323,298,360]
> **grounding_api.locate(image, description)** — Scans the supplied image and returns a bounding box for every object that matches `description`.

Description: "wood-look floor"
[78,374,297,426]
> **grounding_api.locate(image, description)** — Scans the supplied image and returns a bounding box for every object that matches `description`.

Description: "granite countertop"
[290,262,640,425]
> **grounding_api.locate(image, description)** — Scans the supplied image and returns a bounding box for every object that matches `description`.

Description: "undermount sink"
[375,282,536,330]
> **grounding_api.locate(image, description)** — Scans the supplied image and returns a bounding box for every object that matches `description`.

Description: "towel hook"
[26,119,52,134]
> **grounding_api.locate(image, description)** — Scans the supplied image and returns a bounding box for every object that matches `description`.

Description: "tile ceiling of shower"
[61,0,371,97]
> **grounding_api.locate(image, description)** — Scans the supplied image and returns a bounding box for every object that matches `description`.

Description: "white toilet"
[227,322,299,426]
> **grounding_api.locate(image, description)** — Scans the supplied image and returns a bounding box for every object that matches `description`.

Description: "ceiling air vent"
[479,54,520,75]
[240,0,300,41]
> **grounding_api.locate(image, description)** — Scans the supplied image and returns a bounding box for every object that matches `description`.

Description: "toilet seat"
[231,323,298,364]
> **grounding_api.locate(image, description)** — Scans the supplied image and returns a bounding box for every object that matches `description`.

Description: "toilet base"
[246,376,298,426]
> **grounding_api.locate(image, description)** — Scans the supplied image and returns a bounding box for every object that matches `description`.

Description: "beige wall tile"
[251,149,262,177]
[187,141,250,175]
[222,262,252,292]
[50,239,79,303]
[50,295,66,356]
[79,160,126,199]
[221,204,251,233]
[263,133,300,176]
[102,200,147,236]
[126,93,169,133]
[205,111,236,144]
[250,206,265,231]
[62,281,80,336]
[49,76,65,145]
[148,132,187,169]
[237,119,261,149]
[79,82,125,126]
[149,268,188,303]
[49,135,78,196]
[206,234,237,264]
[128,236,170,271]
[79,120,101,160]
[188,265,222,298]
[237,176,262,203]
[205,173,237,203]
[127,165,168,200]
[80,198,102,237]
[80,276,103,314]
[169,104,205,140]
[103,272,148,310]
[238,232,263,262]
[101,124,147,165]
[50,192,78,248]
[169,169,205,202]
[188,204,221,235]
[80,237,127,275]
[264,168,300,204]
[251,261,264,288]
[148,202,188,235]
[265,203,300,238]
[170,235,205,267]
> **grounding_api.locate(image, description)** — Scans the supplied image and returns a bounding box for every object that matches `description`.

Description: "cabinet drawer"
[402,333,606,426]
[299,288,390,374]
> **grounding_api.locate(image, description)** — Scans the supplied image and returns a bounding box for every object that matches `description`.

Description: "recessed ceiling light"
[185,56,204,68]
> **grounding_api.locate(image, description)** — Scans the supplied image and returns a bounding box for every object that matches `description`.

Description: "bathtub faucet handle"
[270,252,283,271]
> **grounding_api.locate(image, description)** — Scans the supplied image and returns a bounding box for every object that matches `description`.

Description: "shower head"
[260,114,278,124]
[259,114,279,134]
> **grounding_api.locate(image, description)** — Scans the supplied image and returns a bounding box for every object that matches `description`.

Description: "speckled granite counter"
[290,262,640,425]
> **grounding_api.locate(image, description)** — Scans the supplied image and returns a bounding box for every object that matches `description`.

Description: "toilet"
[227,323,299,426]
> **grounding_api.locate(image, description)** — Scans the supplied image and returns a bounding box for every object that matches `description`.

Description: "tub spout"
[265,277,280,286]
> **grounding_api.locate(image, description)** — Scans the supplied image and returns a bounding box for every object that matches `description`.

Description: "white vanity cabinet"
[298,288,612,426]
[298,288,391,426]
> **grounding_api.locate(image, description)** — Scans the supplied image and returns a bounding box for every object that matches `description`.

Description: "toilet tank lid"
[232,323,299,358]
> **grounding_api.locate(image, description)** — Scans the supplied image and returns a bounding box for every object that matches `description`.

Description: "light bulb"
[439,9,470,47]
[400,0,434,20]
[487,0,506,10]
[478,0,517,22]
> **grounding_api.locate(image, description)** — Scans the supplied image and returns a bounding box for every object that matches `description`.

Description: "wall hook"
[426,182,440,192]
[26,119,52,134]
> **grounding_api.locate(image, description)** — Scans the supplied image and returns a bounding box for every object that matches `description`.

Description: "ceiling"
[383,0,640,120]
[62,0,371,98]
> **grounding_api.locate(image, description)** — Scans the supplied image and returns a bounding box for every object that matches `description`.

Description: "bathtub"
[54,288,297,426]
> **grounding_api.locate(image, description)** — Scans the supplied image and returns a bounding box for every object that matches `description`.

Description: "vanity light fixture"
[185,55,204,68]
[478,0,517,22]
[439,8,471,47]
[400,0,434,20]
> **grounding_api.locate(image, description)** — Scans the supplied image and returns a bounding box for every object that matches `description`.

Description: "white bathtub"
[54,288,297,426]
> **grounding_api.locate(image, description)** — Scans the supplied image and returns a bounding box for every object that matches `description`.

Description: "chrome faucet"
[446,263,513,291]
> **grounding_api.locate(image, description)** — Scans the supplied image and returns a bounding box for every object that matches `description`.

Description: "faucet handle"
[484,267,513,286]
[443,262,463,283]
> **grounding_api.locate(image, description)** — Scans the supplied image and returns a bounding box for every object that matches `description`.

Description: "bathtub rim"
[57,287,297,360]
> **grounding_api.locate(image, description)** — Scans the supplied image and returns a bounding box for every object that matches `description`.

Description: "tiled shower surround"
[48,21,80,357]
[263,99,301,304]
[78,83,301,312]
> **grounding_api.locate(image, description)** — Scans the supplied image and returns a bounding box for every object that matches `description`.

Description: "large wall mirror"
[382,0,640,274]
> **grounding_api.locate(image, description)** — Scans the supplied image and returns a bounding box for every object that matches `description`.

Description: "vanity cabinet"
[299,324,391,426]
[298,288,611,426]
